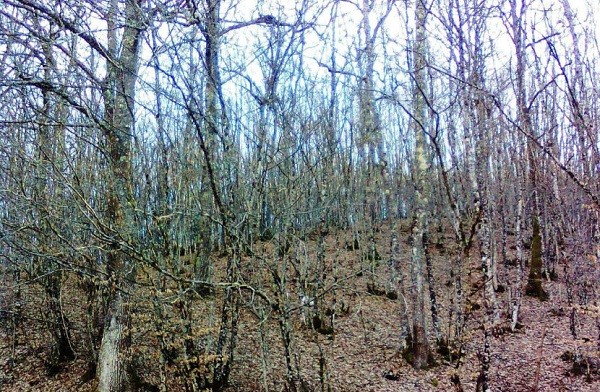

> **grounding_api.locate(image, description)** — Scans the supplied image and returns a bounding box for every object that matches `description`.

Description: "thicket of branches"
[0,1,598,391]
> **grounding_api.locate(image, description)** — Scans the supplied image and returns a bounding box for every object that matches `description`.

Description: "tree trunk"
[408,0,431,370]
[424,232,442,344]
[525,217,548,300]
[96,1,144,390]
[511,184,525,330]
[97,291,130,392]
[34,18,75,364]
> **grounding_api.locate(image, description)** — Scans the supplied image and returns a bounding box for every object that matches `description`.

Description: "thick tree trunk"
[510,0,547,303]
[525,217,548,300]
[96,1,144,390]
[97,291,130,392]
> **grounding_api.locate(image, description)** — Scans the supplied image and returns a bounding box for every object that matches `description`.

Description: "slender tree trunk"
[391,230,410,351]
[511,182,525,331]
[36,29,75,362]
[469,5,497,389]
[408,0,431,369]
[424,232,442,344]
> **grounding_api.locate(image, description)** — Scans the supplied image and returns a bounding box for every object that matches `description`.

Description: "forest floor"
[0,221,599,391]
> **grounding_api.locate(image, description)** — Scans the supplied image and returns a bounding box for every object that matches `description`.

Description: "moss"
[525,217,548,301]
[401,333,414,364]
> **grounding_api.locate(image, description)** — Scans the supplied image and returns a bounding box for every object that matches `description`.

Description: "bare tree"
[95,1,145,390]
[408,0,431,370]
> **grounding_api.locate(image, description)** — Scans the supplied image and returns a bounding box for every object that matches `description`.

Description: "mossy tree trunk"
[97,1,144,390]
[508,0,547,305]
[525,217,548,300]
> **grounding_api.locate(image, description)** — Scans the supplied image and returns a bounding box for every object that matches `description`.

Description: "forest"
[0,0,599,391]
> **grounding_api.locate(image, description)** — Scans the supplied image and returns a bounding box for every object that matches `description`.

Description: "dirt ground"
[1,224,598,391]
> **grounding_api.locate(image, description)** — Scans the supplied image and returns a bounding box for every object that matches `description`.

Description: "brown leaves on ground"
[1,223,599,391]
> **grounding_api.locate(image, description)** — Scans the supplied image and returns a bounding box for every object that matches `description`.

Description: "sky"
[3,0,597,160]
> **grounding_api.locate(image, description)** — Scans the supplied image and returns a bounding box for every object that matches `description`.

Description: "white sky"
[3,0,597,157]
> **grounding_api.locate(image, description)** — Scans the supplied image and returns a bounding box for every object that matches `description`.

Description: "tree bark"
[97,291,130,392]
[409,0,430,369]
[525,217,548,300]
[97,1,144,390]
